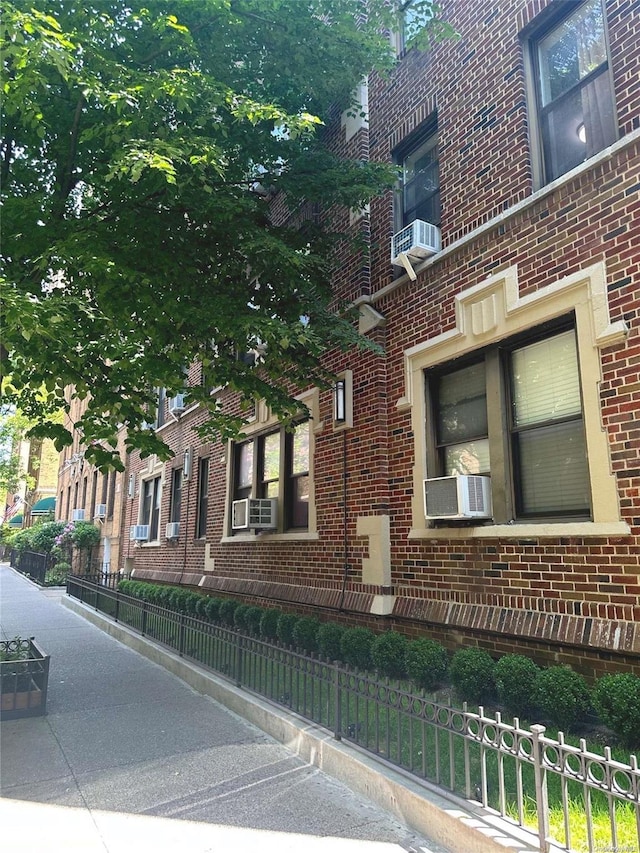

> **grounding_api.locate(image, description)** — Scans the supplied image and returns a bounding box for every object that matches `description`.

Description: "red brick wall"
[122,0,640,678]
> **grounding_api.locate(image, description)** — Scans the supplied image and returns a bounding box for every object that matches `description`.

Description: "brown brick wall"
[120,0,640,675]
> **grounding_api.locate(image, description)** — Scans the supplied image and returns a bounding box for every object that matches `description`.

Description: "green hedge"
[112,579,631,744]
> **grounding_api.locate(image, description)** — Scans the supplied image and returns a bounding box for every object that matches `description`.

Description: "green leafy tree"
[1,0,452,467]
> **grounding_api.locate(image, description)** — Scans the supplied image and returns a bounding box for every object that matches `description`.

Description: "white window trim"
[398,261,629,539]
[220,387,321,543]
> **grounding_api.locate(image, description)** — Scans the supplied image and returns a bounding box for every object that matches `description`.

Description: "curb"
[62,595,541,853]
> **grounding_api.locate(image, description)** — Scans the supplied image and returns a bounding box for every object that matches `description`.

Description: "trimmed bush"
[450,648,496,703]
[371,631,408,679]
[292,617,320,654]
[185,592,202,616]
[233,603,251,630]
[204,597,223,623]
[533,666,591,732]
[317,622,345,661]
[260,608,282,640]
[276,612,299,646]
[30,521,66,554]
[244,606,264,637]
[493,654,541,717]
[405,638,448,691]
[219,598,239,626]
[169,588,191,613]
[195,596,208,619]
[340,627,375,671]
[592,673,640,748]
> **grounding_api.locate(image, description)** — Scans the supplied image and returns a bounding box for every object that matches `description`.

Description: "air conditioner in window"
[391,219,441,266]
[94,504,107,519]
[129,524,150,541]
[72,508,85,522]
[232,498,277,530]
[169,393,186,414]
[423,475,492,520]
[165,522,180,539]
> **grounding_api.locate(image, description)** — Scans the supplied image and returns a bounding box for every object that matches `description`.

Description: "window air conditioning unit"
[169,393,186,414]
[94,504,107,519]
[391,219,441,266]
[232,498,277,530]
[423,475,492,521]
[165,522,180,539]
[72,508,85,521]
[129,524,150,541]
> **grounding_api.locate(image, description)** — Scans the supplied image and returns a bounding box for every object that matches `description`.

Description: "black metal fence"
[9,549,53,585]
[66,576,640,853]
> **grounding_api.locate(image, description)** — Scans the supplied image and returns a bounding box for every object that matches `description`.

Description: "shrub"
[405,638,448,691]
[184,592,202,616]
[45,563,71,586]
[118,579,131,595]
[68,521,101,551]
[219,598,239,626]
[371,631,408,679]
[169,588,191,613]
[30,521,66,554]
[493,654,541,717]
[450,648,496,703]
[260,608,282,640]
[155,586,174,608]
[533,666,591,731]
[292,617,320,654]
[317,623,345,661]
[340,627,375,671]
[245,606,264,637]
[276,612,299,646]
[233,604,251,630]
[592,673,640,748]
[204,597,223,623]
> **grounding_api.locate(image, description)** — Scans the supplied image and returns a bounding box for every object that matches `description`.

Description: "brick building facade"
[119,0,639,679]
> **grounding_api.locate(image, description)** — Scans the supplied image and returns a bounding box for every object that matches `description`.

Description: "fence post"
[333,661,342,740]
[179,612,185,657]
[531,724,550,853]
[235,632,243,687]
[141,601,147,637]
[115,590,120,623]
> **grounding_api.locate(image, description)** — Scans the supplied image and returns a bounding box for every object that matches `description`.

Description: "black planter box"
[0,638,50,720]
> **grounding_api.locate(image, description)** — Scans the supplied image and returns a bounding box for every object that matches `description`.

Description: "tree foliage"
[1,0,452,467]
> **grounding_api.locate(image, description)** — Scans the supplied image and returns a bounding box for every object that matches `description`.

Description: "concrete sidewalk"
[0,564,448,853]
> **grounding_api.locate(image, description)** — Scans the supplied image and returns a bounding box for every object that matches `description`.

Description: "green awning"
[30,496,56,515]
[8,513,23,527]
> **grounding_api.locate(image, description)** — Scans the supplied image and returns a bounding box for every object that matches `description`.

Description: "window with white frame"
[232,421,310,532]
[427,319,590,521]
[527,0,616,184]
[140,475,162,541]
[395,120,441,231]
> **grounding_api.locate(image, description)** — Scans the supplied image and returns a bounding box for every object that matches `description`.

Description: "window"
[140,476,162,541]
[395,122,440,230]
[170,468,182,525]
[528,0,616,183]
[232,421,310,532]
[196,458,209,538]
[107,470,116,519]
[395,0,431,54]
[428,321,590,520]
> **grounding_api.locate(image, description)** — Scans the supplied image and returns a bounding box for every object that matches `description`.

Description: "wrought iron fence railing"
[9,549,53,585]
[66,575,639,853]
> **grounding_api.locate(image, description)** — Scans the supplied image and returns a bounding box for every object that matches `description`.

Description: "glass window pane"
[292,422,309,475]
[264,482,279,499]
[262,432,280,481]
[511,330,581,427]
[517,420,590,515]
[444,439,491,476]
[538,0,606,105]
[291,476,309,528]
[437,362,487,443]
[238,442,253,488]
[403,135,440,226]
